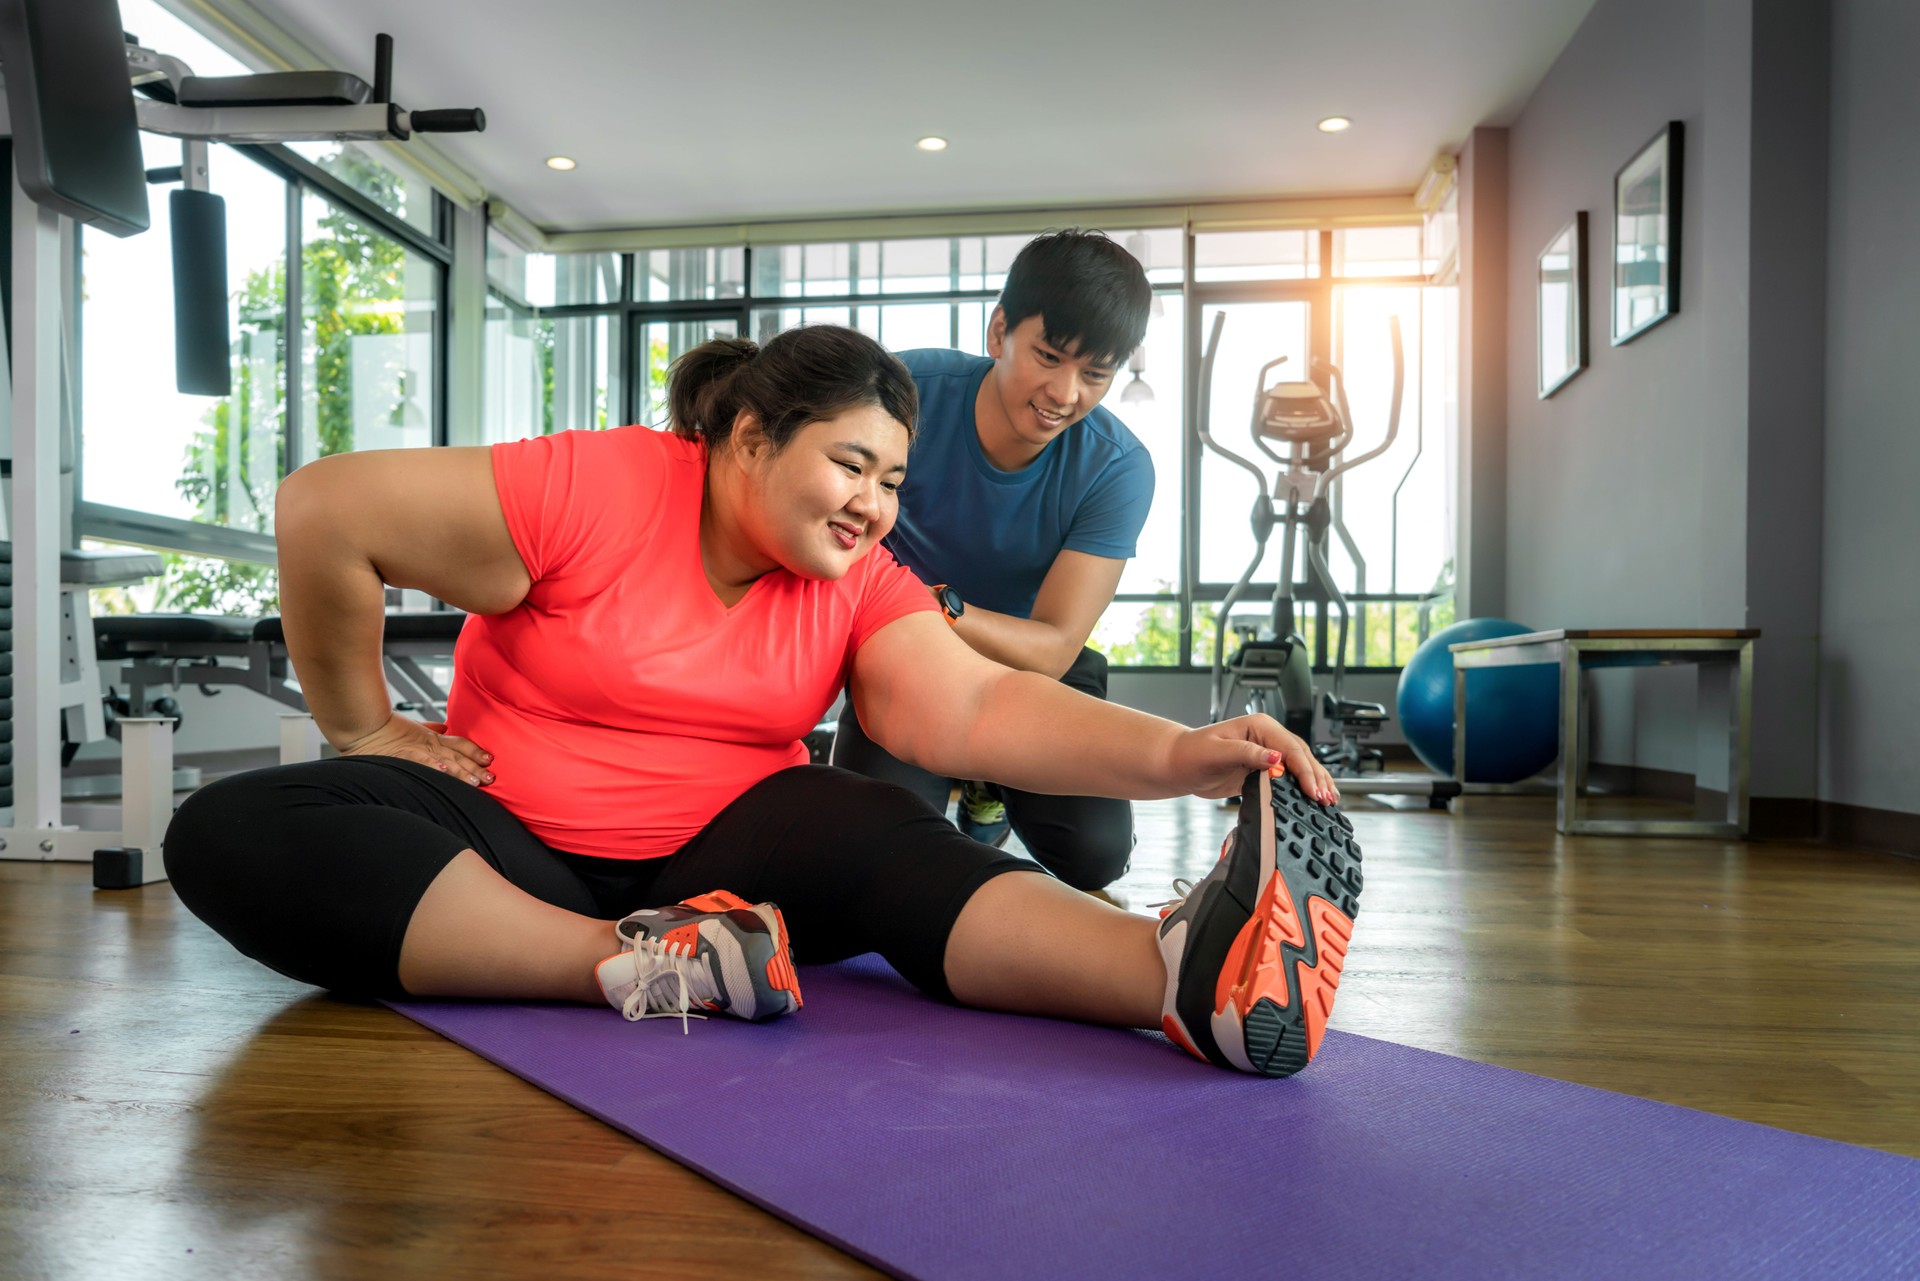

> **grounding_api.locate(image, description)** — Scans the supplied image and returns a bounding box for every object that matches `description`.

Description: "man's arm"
[946,549,1124,679]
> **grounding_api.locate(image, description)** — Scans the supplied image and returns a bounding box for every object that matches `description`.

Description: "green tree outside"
[149,148,412,615]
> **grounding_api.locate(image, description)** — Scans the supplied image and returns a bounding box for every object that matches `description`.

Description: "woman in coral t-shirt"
[166,325,1357,1079]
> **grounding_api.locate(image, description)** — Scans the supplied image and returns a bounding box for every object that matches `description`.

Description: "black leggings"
[834,646,1135,891]
[164,758,1033,1002]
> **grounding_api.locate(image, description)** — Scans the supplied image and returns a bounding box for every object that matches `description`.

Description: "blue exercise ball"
[1396,618,1560,783]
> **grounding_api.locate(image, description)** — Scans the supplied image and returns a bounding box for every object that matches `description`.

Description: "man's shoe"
[957,780,1012,848]
[596,889,803,1029]
[1156,769,1363,1077]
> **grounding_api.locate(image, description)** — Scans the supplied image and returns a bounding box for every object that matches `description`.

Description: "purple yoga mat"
[391,956,1920,1281]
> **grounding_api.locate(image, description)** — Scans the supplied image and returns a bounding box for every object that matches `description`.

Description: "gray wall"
[1820,0,1920,816]
[1498,0,1833,800]
[1504,0,1744,781]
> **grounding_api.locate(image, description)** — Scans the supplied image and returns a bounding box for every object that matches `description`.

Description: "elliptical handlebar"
[1194,312,1270,496]
[1317,315,1403,491]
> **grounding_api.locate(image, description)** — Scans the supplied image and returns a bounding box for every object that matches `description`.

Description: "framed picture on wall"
[1538,212,1588,397]
[1611,121,1683,345]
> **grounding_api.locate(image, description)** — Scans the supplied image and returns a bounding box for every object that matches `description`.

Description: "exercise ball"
[1396,618,1560,783]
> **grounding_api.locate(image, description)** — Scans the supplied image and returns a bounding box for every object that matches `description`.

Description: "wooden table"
[1448,629,1760,838]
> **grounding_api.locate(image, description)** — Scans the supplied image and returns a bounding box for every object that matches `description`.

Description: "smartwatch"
[934,584,965,626]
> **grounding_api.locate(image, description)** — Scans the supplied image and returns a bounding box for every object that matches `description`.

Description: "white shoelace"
[1149,878,1196,914]
[620,935,726,1033]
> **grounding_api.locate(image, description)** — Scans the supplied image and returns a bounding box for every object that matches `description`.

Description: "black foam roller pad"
[0,788,12,808]
[171,188,231,397]
[93,848,147,890]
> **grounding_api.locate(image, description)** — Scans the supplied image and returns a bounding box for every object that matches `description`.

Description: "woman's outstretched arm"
[848,613,1339,804]
[275,447,531,781]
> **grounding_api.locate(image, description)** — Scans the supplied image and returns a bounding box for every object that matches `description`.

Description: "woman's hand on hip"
[1162,714,1340,804]
[338,714,494,786]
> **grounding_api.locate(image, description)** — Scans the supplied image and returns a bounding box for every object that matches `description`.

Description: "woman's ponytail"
[666,336,758,445]
[663,325,917,453]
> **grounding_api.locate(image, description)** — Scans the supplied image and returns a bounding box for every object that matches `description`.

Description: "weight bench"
[76,609,468,887]
[96,609,468,726]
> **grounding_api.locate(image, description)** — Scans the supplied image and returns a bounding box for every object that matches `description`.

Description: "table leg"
[1730,643,1753,835]
[1556,648,1583,834]
[1452,663,1468,788]
[1575,675,1590,797]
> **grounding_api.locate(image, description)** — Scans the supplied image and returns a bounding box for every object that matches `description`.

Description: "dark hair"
[666,325,918,451]
[996,229,1152,367]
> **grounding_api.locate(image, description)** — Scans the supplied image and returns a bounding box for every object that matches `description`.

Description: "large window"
[82,140,287,532]
[76,0,451,613]
[483,235,623,442]
[474,223,1454,669]
[299,193,441,461]
[1187,230,1456,671]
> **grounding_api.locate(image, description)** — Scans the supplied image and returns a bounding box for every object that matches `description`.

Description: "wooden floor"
[4,789,1918,1279]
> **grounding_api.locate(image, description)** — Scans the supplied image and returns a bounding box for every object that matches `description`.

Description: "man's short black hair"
[997,229,1152,368]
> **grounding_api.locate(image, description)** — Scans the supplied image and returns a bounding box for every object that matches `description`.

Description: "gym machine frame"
[1195,310,1460,806]
[0,4,482,884]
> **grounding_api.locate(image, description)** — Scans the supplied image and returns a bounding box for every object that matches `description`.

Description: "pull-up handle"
[373,33,392,103]
[407,108,486,133]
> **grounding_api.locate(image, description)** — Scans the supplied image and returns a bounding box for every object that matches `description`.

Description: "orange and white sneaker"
[595,890,803,1031]
[1156,769,1362,1077]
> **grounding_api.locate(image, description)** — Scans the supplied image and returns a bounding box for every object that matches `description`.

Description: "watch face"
[940,586,964,618]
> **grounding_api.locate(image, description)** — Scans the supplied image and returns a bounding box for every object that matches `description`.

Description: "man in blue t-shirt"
[834,229,1154,895]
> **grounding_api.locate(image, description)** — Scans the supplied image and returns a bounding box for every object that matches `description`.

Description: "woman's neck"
[699,450,776,607]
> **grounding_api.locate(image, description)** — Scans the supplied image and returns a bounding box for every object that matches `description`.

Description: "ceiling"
[235,0,1596,233]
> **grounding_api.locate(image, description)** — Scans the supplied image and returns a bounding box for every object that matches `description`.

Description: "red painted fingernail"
[1266,752,1281,765]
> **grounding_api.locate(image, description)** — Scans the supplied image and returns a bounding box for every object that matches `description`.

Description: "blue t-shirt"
[886,348,1154,619]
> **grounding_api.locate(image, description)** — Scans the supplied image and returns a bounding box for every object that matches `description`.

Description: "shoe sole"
[1170,771,1362,1078]
[1232,772,1362,1076]
[676,891,806,1021]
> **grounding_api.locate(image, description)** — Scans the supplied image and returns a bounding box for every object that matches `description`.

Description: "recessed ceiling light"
[545,155,577,171]
[915,136,949,152]
[1317,116,1352,133]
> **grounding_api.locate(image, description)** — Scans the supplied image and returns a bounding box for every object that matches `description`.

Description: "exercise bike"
[1195,311,1403,779]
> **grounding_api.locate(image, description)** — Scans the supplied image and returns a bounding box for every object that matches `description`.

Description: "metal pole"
[1732,644,1753,835]
[11,177,66,840]
[1557,643,1583,833]
[1451,661,1468,788]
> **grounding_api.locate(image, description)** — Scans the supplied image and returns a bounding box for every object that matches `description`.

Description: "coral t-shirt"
[442,426,936,859]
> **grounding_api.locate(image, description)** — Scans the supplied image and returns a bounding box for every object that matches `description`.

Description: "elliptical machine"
[1196,311,1402,775]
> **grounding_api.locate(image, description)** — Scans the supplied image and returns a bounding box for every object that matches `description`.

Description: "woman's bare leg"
[942,871,1163,1028]
[396,849,610,1001]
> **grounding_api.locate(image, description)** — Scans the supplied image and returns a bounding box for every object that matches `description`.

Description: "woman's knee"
[163,769,284,899]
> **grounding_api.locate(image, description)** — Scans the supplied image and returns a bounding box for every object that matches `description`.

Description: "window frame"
[75,137,454,566]
[487,226,1448,673]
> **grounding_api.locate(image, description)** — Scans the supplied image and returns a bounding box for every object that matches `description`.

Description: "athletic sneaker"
[595,889,803,1031]
[1156,769,1363,1077]
[957,780,1012,848]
